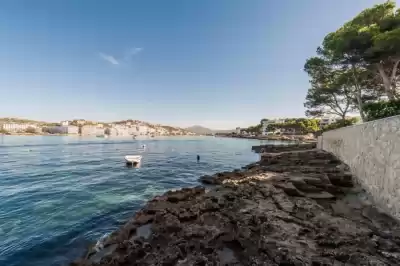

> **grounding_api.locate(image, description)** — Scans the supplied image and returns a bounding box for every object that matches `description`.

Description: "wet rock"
[274,182,305,197]
[305,191,335,199]
[198,175,215,184]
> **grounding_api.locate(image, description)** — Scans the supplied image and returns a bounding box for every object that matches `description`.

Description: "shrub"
[363,100,400,121]
[25,126,37,134]
[321,117,359,132]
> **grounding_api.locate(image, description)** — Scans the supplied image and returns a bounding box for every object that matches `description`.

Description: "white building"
[76,119,86,125]
[44,125,79,134]
[81,125,104,136]
[319,116,341,128]
[60,120,70,126]
[2,123,38,132]
[67,126,79,134]
[261,119,283,135]
[236,127,241,134]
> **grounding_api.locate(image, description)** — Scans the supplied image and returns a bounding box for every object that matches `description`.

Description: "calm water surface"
[0,136,284,266]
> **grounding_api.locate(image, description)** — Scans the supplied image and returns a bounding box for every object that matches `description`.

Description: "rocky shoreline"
[71,146,400,265]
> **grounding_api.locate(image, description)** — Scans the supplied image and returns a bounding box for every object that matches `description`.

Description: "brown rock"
[71,150,400,266]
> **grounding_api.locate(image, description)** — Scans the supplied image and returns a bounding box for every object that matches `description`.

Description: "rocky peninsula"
[72,145,400,265]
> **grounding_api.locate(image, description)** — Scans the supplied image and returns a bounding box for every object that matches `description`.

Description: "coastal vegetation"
[363,99,400,120]
[266,118,320,134]
[304,0,400,122]
[320,117,360,132]
[25,127,37,134]
[245,124,262,134]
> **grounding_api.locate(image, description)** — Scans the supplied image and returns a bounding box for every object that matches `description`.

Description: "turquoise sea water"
[0,136,283,266]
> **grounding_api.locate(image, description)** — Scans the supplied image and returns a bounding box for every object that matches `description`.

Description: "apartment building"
[2,123,39,132]
[44,125,79,134]
[81,125,104,136]
[319,116,341,128]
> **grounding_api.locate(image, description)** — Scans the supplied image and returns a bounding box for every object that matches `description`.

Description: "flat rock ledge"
[72,149,400,266]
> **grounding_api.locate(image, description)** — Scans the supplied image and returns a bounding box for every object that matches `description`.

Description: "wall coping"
[323,115,400,134]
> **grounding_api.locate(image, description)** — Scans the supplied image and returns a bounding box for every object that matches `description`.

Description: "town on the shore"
[0,118,195,137]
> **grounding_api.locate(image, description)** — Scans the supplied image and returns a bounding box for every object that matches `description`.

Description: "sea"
[0,135,286,266]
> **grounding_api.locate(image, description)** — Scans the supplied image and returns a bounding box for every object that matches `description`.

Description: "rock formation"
[71,148,400,266]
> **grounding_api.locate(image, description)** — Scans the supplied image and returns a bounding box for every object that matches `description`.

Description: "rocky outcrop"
[251,143,316,153]
[72,149,400,266]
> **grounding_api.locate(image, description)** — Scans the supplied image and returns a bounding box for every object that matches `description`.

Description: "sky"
[0,0,395,129]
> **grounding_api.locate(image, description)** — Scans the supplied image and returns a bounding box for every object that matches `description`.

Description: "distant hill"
[185,125,214,134]
[185,125,235,135]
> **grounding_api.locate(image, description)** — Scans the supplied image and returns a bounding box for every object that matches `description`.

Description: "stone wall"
[320,115,400,219]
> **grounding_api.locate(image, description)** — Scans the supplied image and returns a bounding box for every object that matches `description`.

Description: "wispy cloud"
[124,47,143,61]
[99,47,143,66]
[99,53,119,65]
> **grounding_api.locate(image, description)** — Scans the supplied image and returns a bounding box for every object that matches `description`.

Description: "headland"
[71,143,400,265]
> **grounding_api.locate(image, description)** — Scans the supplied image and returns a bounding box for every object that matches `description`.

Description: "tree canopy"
[304,1,400,122]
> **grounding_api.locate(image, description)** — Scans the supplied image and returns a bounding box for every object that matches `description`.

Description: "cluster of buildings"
[0,119,191,136]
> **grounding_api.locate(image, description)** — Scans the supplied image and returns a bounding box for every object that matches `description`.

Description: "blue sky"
[0,0,393,129]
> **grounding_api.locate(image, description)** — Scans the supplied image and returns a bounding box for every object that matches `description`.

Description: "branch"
[390,59,400,83]
[332,93,345,114]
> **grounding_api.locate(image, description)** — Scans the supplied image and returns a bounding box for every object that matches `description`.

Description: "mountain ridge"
[185,125,235,134]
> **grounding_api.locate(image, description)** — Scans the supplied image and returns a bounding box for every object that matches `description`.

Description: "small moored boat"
[125,155,142,166]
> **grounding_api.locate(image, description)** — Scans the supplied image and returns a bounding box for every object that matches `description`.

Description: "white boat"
[125,155,142,166]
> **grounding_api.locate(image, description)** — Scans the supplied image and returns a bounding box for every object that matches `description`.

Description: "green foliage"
[363,100,400,121]
[267,118,320,134]
[25,127,37,134]
[246,124,262,134]
[321,117,360,132]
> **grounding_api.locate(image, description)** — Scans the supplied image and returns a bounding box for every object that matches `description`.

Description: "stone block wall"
[320,115,400,219]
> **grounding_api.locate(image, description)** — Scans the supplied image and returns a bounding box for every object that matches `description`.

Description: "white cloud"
[99,47,142,66]
[99,53,119,65]
[124,47,143,60]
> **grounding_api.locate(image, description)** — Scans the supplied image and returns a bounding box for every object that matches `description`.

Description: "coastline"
[71,145,400,265]
[0,133,197,137]
[217,134,316,143]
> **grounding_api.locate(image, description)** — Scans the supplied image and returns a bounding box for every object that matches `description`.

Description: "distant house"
[236,127,241,135]
[76,119,86,126]
[261,119,284,135]
[81,125,104,135]
[60,120,70,126]
[319,116,342,128]
[281,127,298,135]
[44,125,79,134]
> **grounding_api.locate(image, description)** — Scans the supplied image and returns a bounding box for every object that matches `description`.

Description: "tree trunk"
[351,65,366,122]
[377,63,396,100]
[355,88,365,121]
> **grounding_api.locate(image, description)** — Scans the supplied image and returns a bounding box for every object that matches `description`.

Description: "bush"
[25,126,37,134]
[363,100,400,121]
[321,117,359,132]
